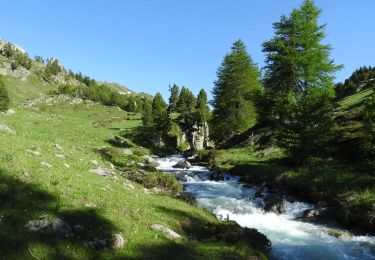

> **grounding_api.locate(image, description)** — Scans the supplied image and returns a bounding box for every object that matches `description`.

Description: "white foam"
[156,155,375,259]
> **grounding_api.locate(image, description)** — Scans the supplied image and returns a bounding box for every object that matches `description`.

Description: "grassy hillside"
[207,86,375,233]
[0,48,269,258]
[337,88,373,111]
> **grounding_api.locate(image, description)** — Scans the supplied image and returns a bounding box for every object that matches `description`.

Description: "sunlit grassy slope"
[0,73,267,259]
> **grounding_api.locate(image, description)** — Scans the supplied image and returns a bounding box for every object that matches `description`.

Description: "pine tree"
[211,40,261,143]
[195,89,210,125]
[142,100,153,127]
[0,77,9,112]
[168,84,179,114]
[177,87,196,131]
[262,0,342,161]
[152,93,170,133]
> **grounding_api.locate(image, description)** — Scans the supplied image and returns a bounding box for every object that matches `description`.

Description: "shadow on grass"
[123,206,270,259]
[0,168,118,259]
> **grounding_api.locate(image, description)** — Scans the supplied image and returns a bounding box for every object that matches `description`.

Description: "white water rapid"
[156,155,375,260]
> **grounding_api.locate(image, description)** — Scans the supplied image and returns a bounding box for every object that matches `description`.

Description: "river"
[155,155,375,260]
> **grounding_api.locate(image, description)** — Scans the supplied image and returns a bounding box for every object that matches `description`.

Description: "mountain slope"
[0,39,270,259]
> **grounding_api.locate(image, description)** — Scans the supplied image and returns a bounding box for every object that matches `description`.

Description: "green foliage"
[141,100,153,127]
[152,93,170,133]
[57,84,77,96]
[42,59,63,82]
[261,0,341,161]
[34,55,44,63]
[2,43,32,70]
[336,66,375,99]
[279,89,334,162]
[123,171,183,195]
[262,0,341,124]
[168,84,179,113]
[195,89,210,124]
[0,77,10,111]
[55,80,146,113]
[211,39,261,144]
[177,87,197,130]
[362,91,375,160]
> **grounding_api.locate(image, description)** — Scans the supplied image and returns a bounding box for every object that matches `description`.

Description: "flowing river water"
[155,155,375,260]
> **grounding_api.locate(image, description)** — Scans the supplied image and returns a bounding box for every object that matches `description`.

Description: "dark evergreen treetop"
[195,88,210,124]
[168,84,180,113]
[177,87,196,130]
[152,92,170,132]
[211,39,261,143]
[335,66,375,99]
[141,100,153,127]
[263,0,341,97]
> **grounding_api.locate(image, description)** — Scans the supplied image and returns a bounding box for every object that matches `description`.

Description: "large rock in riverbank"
[172,160,192,169]
[263,194,285,214]
[300,201,337,221]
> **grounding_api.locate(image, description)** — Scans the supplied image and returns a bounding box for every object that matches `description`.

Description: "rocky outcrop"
[90,168,115,177]
[263,194,285,214]
[254,183,272,198]
[150,224,181,239]
[85,234,127,250]
[188,122,214,151]
[210,167,225,181]
[0,123,15,134]
[25,217,72,238]
[300,201,336,220]
[172,160,192,169]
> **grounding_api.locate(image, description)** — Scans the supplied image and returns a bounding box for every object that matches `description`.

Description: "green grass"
[0,102,267,259]
[337,88,373,111]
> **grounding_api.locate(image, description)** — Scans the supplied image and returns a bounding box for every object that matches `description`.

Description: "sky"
[1,0,374,100]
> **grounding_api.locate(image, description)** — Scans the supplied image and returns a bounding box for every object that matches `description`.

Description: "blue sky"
[1,0,374,100]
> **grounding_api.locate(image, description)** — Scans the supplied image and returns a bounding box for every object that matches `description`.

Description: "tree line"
[140,0,374,164]
[335,66,375,99]
[141,85,210,150]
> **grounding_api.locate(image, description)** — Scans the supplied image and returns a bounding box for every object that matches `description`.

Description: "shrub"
[123,170,182,195]
[0,77,10,111]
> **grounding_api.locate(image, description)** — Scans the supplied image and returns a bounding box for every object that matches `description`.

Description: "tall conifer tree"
[262,0,342,161]
[211,40,261,143]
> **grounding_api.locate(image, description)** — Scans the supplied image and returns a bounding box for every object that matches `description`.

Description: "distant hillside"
[97,81,133,95]
[335,66,375,100]
[0,38,153,114]
[0,38,139,103]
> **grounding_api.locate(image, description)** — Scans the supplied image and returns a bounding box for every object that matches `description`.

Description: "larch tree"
[210,39,261,143]
[177,87,196,131]
[262,0,342,161]
[152,92,170,134]
[141,100,153,128]
[195,89,210,125]
[168,84,180,114]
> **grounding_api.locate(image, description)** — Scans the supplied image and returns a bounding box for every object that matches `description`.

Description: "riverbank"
[200,147,375,234]
[158,154,375,259]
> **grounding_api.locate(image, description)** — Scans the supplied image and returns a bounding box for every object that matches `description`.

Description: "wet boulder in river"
[254,182,272,198]
[210,167,224,181]
[300,201,336,220]
[172,160,192,169]
[263,193,285,214]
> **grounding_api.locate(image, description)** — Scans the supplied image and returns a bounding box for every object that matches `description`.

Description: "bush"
[0,77,10,111]
[56,84,77,96]
[362,91,375,161]
[2,43,32,70]
[204,221,271,252]
[97,147,143,167]
[123,170,182,195]
[195,149,224,168]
